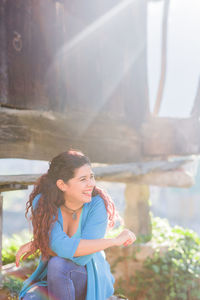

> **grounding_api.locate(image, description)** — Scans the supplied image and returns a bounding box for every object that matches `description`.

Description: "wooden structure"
[1,1,200,162]
[0,0,200,288]
[0,159,196,189]
[1,0,200,161]
[0,0,149,163]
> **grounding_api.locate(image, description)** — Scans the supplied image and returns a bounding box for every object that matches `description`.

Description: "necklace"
[63,203,84,220]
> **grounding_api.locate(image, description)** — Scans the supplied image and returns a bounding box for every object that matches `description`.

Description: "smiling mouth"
[83,191,92,197]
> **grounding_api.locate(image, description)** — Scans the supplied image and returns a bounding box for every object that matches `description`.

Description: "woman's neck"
[63,195,83,211]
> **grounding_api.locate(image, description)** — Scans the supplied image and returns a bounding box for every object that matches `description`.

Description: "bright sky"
[148,0,200,117]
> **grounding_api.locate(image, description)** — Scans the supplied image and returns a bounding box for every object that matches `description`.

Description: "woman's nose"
[87,178,95,187]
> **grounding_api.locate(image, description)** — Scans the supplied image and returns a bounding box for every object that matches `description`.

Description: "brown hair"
[26,150,116,258]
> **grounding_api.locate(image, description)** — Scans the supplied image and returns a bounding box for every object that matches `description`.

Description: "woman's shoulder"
[32,193,42,209]
[89,194,104,206]
[82,194,108,227]
[85,194,107,215]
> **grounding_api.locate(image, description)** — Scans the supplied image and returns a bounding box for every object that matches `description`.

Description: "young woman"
[16,150,136,300]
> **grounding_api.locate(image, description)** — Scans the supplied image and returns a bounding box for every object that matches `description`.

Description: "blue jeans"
[23,256,87,300]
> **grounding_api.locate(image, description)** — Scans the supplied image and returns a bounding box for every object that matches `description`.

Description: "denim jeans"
[23,256,87,300]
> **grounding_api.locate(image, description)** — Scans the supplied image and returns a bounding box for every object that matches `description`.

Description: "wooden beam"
[94,160,195,187]
[1,0,149,134]
[1,109,200,163]
[0,1,7,105]
[0,175,39,187]
[0,108,141,163]
[142,117,200,156]
[0,158,195,189]
[0,184,28,193]
[124,183,151,235]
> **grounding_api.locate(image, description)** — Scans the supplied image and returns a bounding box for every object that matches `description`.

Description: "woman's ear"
[56,179,66,192]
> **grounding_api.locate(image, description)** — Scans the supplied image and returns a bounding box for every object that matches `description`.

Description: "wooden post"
[0,193,3,288]
[124,183,151,237]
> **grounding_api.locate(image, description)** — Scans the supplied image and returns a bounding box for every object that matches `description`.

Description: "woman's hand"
[114,229,136,247]
[15,241,35,267]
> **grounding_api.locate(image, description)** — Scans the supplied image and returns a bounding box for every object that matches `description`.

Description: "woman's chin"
[82,195,92,203]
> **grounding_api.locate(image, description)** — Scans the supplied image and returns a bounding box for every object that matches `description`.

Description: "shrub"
[2,230,37,265]
[2,231,39,299]
[114,217,200,300]
[3,276,23,299]
[3,219,200,300]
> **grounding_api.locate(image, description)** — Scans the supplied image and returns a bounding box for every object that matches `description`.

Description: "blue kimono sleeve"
[50,196,108,265]
[81,195,108,240]
[50,222,81,260]
[71,195,108,265]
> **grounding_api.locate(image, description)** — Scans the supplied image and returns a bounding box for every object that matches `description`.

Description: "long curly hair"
[26,150,116,258]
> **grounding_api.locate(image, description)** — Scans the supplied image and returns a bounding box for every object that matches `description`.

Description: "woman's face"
[61,164,95,204]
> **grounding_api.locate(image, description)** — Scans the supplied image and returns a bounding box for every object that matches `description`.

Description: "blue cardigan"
[19,194,115,300]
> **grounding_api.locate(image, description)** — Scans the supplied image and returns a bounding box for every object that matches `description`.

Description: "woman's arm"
[16,197,136,265]
[74,229,136,257]
[16,228,136,266]
[73,196,136,256]
[50,196,136,261]
[15,241,36,267]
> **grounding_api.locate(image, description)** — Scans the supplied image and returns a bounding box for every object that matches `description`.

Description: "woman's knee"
[23,286,48,300]
[47,256,80,279]
[48,256,64,269]
[47,256,66,278]
[48,256,85,273]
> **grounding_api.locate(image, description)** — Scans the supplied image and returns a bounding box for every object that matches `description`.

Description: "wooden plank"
[0,1,7,105]
[0,108,141,163]
[142,117,200,156]
[94,159,191,177]
[1,108,200,163]
[1,0,149,129]
[0,158,195,189]
[3,0,57,109]
[0,175,38,187]
[0,184,28,193]
[95,159,195,187]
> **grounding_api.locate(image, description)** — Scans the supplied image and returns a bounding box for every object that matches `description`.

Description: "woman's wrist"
[109,238,117,247]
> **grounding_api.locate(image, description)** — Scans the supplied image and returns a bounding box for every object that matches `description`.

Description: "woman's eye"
[80,175,95,182]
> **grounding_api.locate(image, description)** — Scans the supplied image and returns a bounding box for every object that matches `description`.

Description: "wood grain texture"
[142,117,200,156]
[0,158,195,190]
[1,0,149,129]
[0,108,140,163]
[1,108,200,162]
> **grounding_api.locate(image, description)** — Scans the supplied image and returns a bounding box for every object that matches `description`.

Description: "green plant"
[2,230,37,265]
[2,232,40,298]
[3,276,23,299]
[112,216,200,300]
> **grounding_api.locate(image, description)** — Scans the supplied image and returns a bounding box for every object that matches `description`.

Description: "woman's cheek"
[82,181,87,188]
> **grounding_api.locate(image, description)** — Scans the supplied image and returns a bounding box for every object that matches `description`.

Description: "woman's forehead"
[74,164,93,177]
